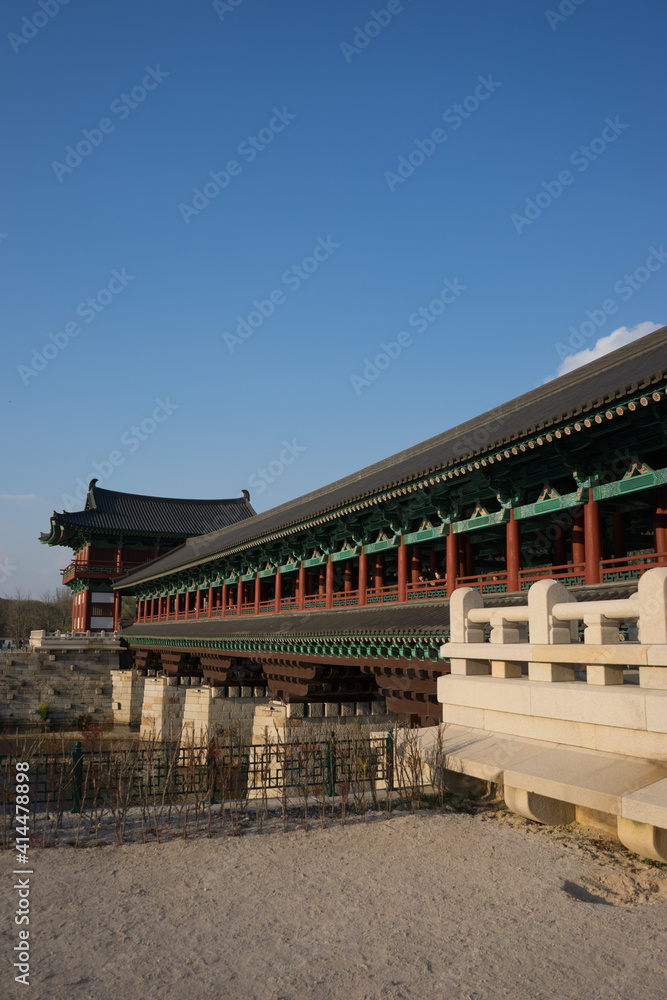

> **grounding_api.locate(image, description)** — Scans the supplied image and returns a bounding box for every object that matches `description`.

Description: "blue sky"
[1,0,666,594]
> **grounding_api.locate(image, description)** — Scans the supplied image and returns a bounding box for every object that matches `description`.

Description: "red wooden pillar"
[207,582,213,618]
[506,510,521,593]
[410,544,421,585]
[318,565,326,597]
[344,560,352,593]
[554,524,566,568]
[113,591,121,630]
[237,578,243,615]
[195,587,202,619]
[149,597,154,622]
[359,548,368,605]
[275,569,282,612]
[572,507,585,571]
[298,562,306,610]
[326,555,334,609]
[254,573,261,614]
[429,547,437,578]
[653,487,667,565]
[222,582,228,615]
[175,591,180,619]
[373,553,385,591]
[82,588,92,630]
[398,538,408,602]
[584,488,602,585]
[613,506,626,561]
[446,525,458,598]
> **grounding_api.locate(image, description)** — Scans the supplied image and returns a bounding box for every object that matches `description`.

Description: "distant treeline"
[0,588,72,645]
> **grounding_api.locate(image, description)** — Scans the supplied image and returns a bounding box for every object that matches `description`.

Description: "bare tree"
[1,588,38,646]
[38,587,73,631]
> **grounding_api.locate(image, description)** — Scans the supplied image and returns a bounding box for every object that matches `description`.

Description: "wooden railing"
[601,551,667,579]
[455,571,509,595]
[406,578,448,600]
[518,561,586,588]
[366,585,399,604]
[134,550,667,625]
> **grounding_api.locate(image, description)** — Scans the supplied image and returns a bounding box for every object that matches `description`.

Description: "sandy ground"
[2,806,667,1000]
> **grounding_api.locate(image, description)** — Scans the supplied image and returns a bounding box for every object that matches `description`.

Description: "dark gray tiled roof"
[120,582,635,641]
[44,481,255,537]
[117,326,667,587]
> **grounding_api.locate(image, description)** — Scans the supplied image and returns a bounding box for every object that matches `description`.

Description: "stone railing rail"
[29,630,123,650]
[441,567,667,688]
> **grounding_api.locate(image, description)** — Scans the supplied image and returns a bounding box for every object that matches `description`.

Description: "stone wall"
[0,649,118,727]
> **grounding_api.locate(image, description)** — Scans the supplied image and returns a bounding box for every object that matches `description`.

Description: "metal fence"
[0,732,394,814]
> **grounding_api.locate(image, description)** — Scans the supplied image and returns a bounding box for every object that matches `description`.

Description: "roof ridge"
[89,483,251,506]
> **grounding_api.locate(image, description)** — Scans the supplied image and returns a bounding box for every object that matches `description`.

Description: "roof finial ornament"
[86,478,99,511]
[241,489,250,501]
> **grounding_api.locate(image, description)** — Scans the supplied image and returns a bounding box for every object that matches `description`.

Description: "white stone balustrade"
[29,629,122,651]
[436,568,667,861]
[442,569,667,689]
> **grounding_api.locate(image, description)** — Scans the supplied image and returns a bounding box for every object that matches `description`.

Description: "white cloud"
[553,321,662,379]
[0,494,38,502]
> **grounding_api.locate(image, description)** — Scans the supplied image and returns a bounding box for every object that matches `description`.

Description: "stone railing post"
[488,613,523,678]
[448,587,489,675]
[638,568,667,687]
[528,579,576,681]
[583,613,623,685]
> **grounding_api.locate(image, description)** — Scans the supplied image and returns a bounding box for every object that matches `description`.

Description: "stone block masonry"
[110,669,145,726]
[251,698,393,745]
[0,648,119,727]
[133,674,271,742]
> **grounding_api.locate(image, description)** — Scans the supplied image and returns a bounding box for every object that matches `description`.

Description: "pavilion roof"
[116,324,667,588]
[39,480,255,545]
